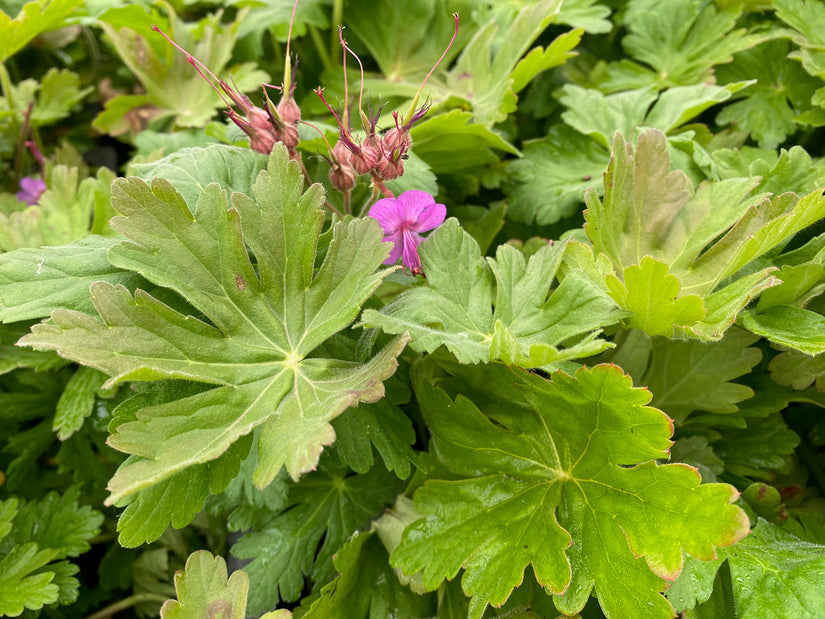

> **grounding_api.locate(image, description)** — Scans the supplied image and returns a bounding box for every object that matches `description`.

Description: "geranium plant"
[0,0,824,618]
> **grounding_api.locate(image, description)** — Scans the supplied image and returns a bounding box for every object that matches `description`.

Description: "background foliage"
[1,0,824,617]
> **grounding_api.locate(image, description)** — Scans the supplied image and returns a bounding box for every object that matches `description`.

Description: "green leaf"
[30,68,93,126]
[21,145,407,516]
[670,436,724,482]
[505,125,609,225]
[444,0,565,125]
[670,520,825,618]
[584,130,825,339]
[232,464,404,614]
[556,0,611,34]
[362,221,623,367]
[598,0,765,91]
[769,349,825,390]
[0,488,103,615]
[392,361,749,618]
[52,366,108,440]
[639,328,762,423]
[96,5,269,131]
[605,257,706,336]
[740,305,825,355]
[410,110,519,174]
[0,0,81,63]
[332,398,416,479]
[303,530,436,618]
[0,236,141,322]
[160,551,250,619]
[714,414,800,479]
[715,40,821,148]
[129,144,269,210]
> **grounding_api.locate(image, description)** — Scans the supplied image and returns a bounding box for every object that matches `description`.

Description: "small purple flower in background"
[16,177,46,205]
[369,190,446,275]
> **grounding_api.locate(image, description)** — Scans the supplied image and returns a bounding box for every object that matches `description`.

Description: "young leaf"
[21,145,407,513]
[160,551,251,619]
[52,366,108,440]
[392,361,749,618]
[584,130,825,340]
[0,0,80,63]
[362,220,624,367]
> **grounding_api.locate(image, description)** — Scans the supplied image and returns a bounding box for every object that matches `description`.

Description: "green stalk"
[309,25,332,72]
[330,0,343,66]
[86,593,169,619]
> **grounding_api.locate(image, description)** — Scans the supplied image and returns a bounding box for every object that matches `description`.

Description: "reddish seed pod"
[330,161,357,191]
[276,95,301,125]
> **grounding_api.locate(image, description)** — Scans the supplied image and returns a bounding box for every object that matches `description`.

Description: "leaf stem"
[330,0,343,66]
[308,26,331,72]
[86,593,169,619]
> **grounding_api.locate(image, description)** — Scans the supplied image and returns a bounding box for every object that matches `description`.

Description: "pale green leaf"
[605,257,705,337]
[0,0,81,63]
[21,145,406,520]
[129,144,269,210]
[392,361,748,618]
[362,221,623,366]
[769,349,825,390]
[0,236,142,322]
[160,551,249,619]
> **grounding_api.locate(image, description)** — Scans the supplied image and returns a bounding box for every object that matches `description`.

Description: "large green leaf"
[362,220,624,367]
[582,129,825,340]
[21,145,407,523]
[392,361,749,619]
[0,236,141,323]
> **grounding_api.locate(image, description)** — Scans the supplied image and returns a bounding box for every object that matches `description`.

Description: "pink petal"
[401,228,423,272]
[397,190,446,232]
[369,197,403,233]
[384,231,404,265]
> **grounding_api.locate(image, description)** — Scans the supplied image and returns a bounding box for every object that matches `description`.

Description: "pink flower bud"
[352,134,381,174]
[330,161,357,192]
[375,157,404,180]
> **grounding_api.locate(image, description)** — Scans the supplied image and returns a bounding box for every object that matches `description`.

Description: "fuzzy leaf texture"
[582,129,825,340]
[21,145,407,531]
[391,361,749,619]
[362,220,625,367]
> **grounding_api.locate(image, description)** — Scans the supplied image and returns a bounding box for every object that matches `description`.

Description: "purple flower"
[369,190,446,275]
[15,177,46,205]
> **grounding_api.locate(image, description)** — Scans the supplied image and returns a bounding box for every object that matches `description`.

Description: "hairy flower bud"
[375,157,404,180]
[330,161,357,192]
[352,133,381,174]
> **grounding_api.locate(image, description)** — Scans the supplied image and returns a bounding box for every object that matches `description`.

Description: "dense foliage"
[1,0,825,617]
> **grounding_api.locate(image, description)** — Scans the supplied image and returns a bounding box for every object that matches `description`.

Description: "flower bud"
[352,133,381,174]
[375,157,404,180]
[330,161,357,192]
